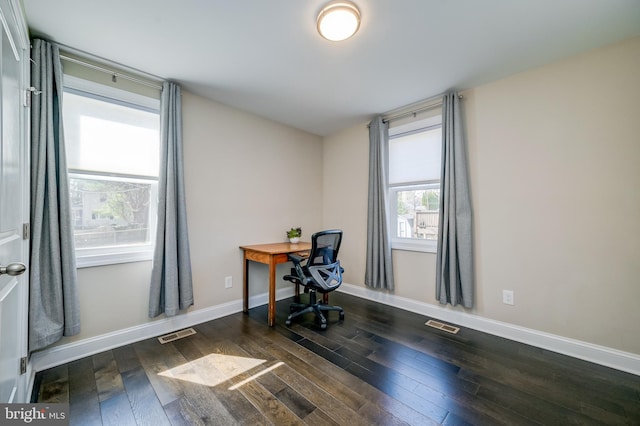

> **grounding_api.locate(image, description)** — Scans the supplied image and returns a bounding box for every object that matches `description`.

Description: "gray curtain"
[149,82,194,317]
[365,117,394,290]
[29,39,81,351]
[436,92,473,308]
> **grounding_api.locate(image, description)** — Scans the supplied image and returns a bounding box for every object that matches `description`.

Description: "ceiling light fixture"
[317,1,361,42]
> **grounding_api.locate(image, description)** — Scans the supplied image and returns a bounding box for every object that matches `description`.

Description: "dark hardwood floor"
[33,292,640,425]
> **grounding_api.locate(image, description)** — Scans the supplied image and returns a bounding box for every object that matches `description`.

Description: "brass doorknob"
[0,262,26,276]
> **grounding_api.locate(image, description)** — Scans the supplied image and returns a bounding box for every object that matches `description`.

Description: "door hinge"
[20,357,27,375]
[23,223,29,240]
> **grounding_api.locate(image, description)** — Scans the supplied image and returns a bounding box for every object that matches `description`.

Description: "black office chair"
[283,229,344,329]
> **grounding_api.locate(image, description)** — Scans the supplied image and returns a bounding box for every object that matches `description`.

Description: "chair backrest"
[307,229,342,267]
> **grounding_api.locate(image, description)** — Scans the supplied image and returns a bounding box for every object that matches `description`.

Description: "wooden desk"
[240,242,311,326]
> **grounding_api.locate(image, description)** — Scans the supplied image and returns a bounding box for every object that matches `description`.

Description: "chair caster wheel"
[339,312,344,321]
[285,320,292,326]
[320,323,327,330]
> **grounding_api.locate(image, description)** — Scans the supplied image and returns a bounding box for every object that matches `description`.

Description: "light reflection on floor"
[158,353,267,387]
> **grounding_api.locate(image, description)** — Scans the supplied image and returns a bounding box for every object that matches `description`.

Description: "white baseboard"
[337,283,640,376]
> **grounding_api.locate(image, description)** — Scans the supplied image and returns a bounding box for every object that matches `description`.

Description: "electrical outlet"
[502,290,514,305]
[225,276,233,289]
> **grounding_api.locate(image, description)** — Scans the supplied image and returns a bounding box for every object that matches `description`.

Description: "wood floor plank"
[99,392,137,426]
[288,322,345,351]
[196,336,306,425]
[37,364,69,404]
[366,343,480,396]
[345,303,493,368]
[267,361,369,426]
[139,337,240,425]
[328,326,512,424]
[162,397,206,426]
[67,357,102,426]
[464,366,633,425]
[235,333,368,425]
[518,344,640,409]
[301,407,342,426]
[178,383,240,426]
[230,322,404,426]
[441,411,476,426]
[369,331,462,375]
[233,378,303,425]
[121,366,171,426]
[335,344,423,392]
[235,318,368,411]
[113,345,143,374]
[345,360,449,423]
[456,355,628,420]
[255,370,316,419]
[239,310,461,426]
[172,332,273,425]
[132,338,187,407]
[92,350,125,403]
[356,401,413,426]
[413,380,540,426]
[161,398,192,426]
[339,293,638,424]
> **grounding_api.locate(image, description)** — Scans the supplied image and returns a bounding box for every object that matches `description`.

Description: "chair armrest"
[287,253,306,265]
[287,253,309,282]
[283,274,311,285]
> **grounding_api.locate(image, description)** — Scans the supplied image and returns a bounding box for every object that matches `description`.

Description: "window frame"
[63,75,161,268]
[389,182,440,253]
[68,171,159,268]
[388,118,442,253]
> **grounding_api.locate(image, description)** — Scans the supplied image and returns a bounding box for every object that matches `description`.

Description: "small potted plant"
[287,227,302,243]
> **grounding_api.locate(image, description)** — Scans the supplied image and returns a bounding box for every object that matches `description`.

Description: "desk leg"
[243,253,249,314]
[268,256,276,327]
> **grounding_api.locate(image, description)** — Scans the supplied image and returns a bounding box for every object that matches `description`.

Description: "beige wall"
[324,36,640,355]
[58,90,323,345]
[322,123,368,286]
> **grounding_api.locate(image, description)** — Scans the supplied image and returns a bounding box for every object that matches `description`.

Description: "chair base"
[285,291,344,330]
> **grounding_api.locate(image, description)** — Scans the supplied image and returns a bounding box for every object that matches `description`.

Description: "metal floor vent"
[425,319,460,334]
[157,328,197,344]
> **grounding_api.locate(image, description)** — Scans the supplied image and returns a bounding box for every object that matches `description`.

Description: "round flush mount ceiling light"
[317,1,361,42]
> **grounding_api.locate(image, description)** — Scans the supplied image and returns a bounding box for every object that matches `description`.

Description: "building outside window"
[388,108,442,252]
[63,76,160,267]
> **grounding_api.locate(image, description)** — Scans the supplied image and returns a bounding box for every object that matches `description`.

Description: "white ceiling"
[23,0,640,136]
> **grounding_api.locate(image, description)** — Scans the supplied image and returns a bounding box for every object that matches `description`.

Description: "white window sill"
[76,247,154,268]
[391,239,437,254]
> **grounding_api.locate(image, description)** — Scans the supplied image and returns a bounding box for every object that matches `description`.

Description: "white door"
[0,0,29,403]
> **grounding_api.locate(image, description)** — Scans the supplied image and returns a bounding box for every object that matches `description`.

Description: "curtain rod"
[383,93,463,124]
[47,40,165,90]
[59,54,163,90]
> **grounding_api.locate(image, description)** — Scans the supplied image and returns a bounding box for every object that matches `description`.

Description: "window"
[388,109,442,252]
[63,76,160,267]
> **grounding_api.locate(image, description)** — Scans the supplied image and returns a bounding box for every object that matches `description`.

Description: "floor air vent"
[425,319,460,334]
[157,327,197,344]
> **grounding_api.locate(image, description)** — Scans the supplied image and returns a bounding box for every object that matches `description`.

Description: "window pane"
[395,188,440,240]
[389,127,441,184]
[70,176,153,249]
[64,91,159,177]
